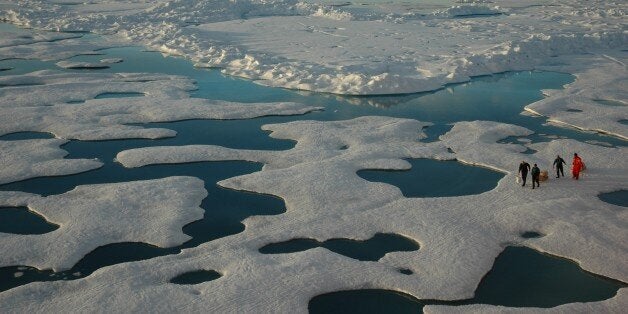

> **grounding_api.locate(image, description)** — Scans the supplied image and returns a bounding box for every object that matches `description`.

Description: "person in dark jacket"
[531,163,540,189]
[518,161,531,186]
[553,155,566,178]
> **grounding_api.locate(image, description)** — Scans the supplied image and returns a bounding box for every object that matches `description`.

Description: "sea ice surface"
[54,116,620,312]
[0,176,207,271]
[0,139,102,184]
[0,70,321,140]
[55,60,110,69]
[529,53,628,140]
[2,0,624,137]
[2,0,625,96]
[0,0,626,312]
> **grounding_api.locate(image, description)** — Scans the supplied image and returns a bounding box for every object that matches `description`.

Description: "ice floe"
[99,57,122,63]
[0,35,120,61]
[0,26,79,49]
[0,71,321,140]
[529,53,627,140]
[0,96,320,140]
[0,138,102,184]
[55,60,110,69]
[0,176,206,271]
[0,71,196,107]
[23,116,611,312]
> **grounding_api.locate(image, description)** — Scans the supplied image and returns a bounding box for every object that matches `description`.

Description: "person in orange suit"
[572,153,584,180]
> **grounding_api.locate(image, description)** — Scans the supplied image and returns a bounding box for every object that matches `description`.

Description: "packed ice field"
[0,0,626,312]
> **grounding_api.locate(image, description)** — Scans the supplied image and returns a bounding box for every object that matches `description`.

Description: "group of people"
[518,153,585,189]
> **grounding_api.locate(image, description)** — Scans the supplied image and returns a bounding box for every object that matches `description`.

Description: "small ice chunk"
[100,58,123,64]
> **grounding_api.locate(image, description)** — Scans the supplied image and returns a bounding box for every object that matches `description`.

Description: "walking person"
[518,161,531,186]
[531,163,540,189]
[572,153,584,180]
[553,155,566,178]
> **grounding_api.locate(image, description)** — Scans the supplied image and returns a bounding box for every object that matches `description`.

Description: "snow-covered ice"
[0,35,119,61]
[0,0,626,312]
[0,26,79,49]
[2,0,624,96]
[4,116,615,312]
[0,176,206,271]
[0,71,321,140]
[99,57,122,63]
[529,53,627,140]
[55,60,111,69]
[0,138,102,184]
[2,0,624,136]
[0,71,196,107]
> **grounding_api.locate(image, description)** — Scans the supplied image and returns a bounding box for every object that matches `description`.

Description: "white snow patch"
[55,60,110,69]
[99,57,122,63]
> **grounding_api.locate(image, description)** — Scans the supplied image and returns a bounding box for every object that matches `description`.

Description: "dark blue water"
[95,92,145,99]
[598,190,628,207]
[0,207,59,234]
[258,233,419,261]
[0,132,55,141]
[357,159,504,198]
[420,124,454,143]
[308,246,626,313]
[170,270,221,285]
[520,231,543,238]
[0,160,287,291]
[0,58,53,76]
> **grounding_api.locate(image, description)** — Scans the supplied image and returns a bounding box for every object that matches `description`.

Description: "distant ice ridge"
[2,116,626,312]
[1,0,625,94]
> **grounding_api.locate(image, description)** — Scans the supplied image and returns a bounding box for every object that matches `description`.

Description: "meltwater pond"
[598,190,628,208]
[309,247,626,313]
[0,207,59,235]
[259,233,420,262]
[357,159,504,198]
[1,25,626,305]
